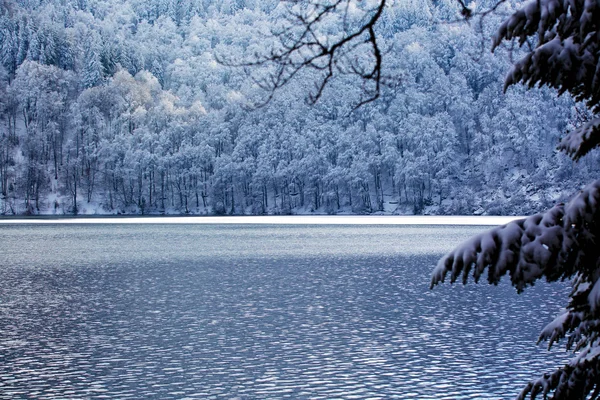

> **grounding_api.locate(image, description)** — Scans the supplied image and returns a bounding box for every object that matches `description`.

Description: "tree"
[1,0,597,219]
[8,60,74,213]
[242,0,600,398]
[218,0,388,108]
[429,0,600,398]
[82,44,103,88]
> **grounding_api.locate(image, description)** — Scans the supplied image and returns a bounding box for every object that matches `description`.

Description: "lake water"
[0,222,569,399]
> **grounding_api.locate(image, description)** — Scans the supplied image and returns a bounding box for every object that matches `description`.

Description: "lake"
[0,221,569,399]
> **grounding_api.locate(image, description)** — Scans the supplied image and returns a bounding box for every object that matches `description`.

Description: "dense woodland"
[0,0,598,215]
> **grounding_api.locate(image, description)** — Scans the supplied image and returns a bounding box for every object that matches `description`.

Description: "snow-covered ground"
[0,215,523,225]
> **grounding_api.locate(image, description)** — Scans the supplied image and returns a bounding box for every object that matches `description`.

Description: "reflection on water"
[0,225,569,399]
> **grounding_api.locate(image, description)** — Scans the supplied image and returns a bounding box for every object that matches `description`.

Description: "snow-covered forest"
[0,0,598,215]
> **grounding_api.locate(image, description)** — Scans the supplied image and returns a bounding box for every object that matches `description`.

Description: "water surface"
[0,224,569,399]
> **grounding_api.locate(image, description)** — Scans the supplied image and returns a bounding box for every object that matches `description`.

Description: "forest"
[0,0,598,215]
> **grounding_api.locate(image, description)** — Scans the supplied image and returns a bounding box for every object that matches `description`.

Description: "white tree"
[9,60,73,212]
[82,43,103,88]
[2,0,598,223]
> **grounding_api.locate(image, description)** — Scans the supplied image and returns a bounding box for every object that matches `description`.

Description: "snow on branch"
[432,179,600,399]
[517,355,600,399]
[431,179,600,292]
[492,0,600,114]
[558,117,600,160]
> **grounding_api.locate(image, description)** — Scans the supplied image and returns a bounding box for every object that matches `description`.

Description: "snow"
[588,279,600,311]
[432,179,600,290]
[0,215,523,225]
[559,118,600,160]
[434,178,600,399]
[538,309,568,347]
[3,0,597,219]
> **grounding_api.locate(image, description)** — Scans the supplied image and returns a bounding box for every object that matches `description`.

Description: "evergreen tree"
[15,18,29,66]
[150,59,164,87]
[26,26,39,61]
[82,45,102,88]
[0,0,597,222]
[0,25,18,77]
[431,0,600,398]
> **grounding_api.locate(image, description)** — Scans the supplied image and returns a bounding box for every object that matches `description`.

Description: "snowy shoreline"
[0,215,523,225]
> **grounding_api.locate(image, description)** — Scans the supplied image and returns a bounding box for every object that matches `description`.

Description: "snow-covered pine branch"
[490,0,600,159]
[559,117,600,161]
[431,179,600,291]
[432,179,600,398]
[492,0,600,113]
[433,0,600,396]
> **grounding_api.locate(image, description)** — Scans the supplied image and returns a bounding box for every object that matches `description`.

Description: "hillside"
[0,0,598,216]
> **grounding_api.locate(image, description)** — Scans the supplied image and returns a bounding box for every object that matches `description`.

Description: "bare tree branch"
[217,0,387,109]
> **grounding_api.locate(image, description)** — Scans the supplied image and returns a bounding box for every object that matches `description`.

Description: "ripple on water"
[0,224,570,399]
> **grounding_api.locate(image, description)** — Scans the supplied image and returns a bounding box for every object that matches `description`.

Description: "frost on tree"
[432,0,600,397]
[1,0,599,216]
[492,0,600,161]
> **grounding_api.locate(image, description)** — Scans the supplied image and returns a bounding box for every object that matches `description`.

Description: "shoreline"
[0,215,523,225]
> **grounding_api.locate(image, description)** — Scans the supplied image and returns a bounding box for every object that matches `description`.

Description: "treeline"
[0,0,598,215]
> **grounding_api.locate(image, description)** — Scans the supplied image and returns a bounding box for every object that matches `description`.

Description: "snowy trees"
[8,60,74,212]
[0,0,598,216]
[430,0,600,398]
[236,0,386,107]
